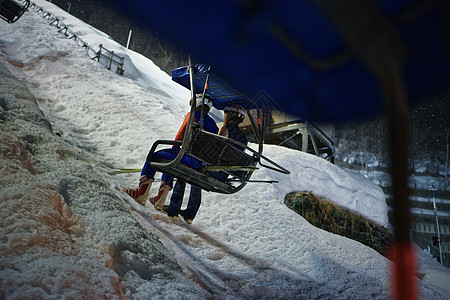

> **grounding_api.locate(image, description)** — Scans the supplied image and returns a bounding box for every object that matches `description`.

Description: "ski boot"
[162,205,179,219]
[179,210,193,224]
[149,182,172,211]
[125,175,153,206]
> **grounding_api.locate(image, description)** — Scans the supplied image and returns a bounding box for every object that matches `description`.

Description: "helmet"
[194,94,213,111]
[224,105,246,124]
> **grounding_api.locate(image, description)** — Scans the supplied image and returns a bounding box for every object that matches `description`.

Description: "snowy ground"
[1,1,449,299]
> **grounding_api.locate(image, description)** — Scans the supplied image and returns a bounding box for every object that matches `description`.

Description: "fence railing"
[31,2,125,75]
[92,44,124,75]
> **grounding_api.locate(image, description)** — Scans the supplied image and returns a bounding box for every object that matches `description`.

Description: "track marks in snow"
[119,195,325,298]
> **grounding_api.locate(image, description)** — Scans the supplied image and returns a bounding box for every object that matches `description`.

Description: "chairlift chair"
[147,61,289,194]
[0,0,29,23]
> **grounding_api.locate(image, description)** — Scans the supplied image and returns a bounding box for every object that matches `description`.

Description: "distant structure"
[408,191,450,267]
[261,109,335,162]
[242,91,335,162]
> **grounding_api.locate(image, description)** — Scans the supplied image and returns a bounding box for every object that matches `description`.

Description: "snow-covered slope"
[1,1,448,299]
[0,61,205,299]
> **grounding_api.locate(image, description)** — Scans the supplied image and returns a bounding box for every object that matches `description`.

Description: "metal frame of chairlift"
[0,0,29,23]
[147,59,289,194]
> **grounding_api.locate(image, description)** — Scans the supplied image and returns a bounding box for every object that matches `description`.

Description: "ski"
[109,165,258,175]
[108,168,142,175]
[201,165,259,171]
[228,179,279,184]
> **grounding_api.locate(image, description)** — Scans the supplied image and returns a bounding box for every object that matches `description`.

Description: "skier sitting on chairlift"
[125,94,219,206]
[213,105,248,181]
[219,105,247,148]
[162,104,249,223]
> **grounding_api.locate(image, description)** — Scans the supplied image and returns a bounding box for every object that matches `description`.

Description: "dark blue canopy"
[111,0,449,122]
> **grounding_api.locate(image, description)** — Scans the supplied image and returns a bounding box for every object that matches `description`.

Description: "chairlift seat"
[147,61,289,194]
[148,128,257,194]
[189,129,253,167]
[0,0,29,23]
[189,128,256,180]
[152,158,237,194]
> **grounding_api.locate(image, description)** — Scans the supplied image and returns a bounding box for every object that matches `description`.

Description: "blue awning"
[111,0,449,122]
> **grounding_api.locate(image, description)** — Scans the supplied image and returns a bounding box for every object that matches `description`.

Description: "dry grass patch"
[285,192,393,256]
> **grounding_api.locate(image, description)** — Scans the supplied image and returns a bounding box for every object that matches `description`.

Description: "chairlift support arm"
[149,56,201,170]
